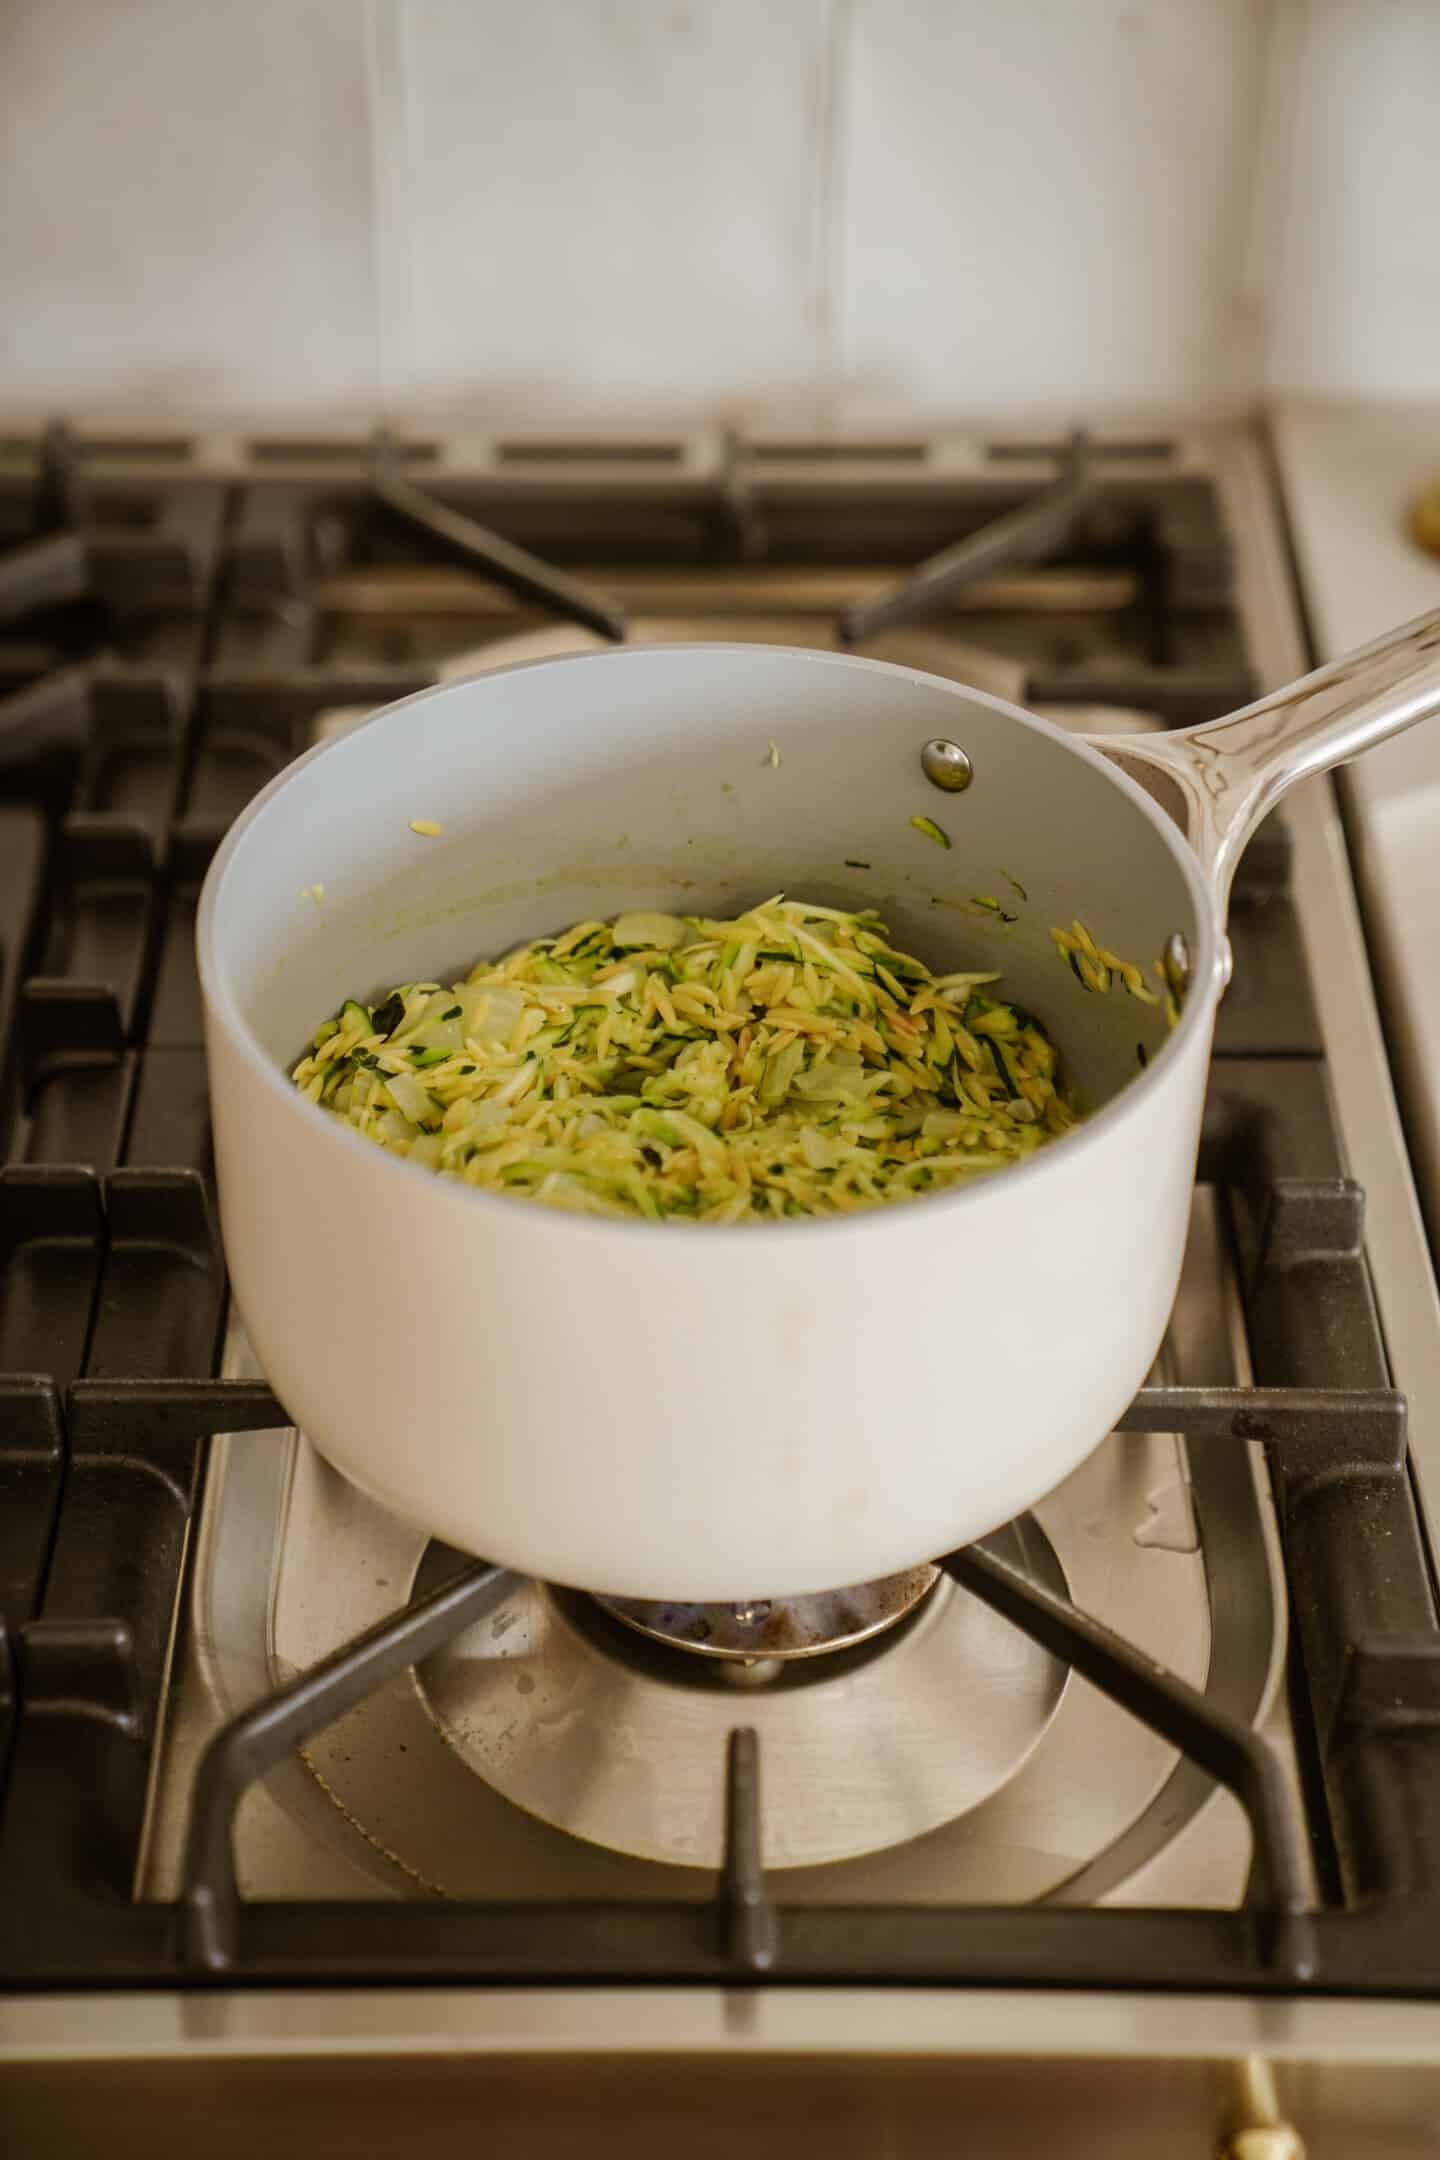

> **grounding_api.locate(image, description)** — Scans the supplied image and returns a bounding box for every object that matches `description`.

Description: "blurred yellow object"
[1412,471,1440,557]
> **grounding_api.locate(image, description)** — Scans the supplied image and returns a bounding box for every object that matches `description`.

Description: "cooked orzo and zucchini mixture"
[291,898,1082,1222]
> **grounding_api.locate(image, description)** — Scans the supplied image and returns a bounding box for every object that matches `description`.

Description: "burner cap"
[592,1567,939,1662]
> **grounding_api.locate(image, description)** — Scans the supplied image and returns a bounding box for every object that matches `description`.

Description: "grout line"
[811,0,855,429]
[1237,0,1310,401]
[362,0,419,426]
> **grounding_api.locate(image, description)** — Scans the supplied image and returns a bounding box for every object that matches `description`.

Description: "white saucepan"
[197,610,1440,1599]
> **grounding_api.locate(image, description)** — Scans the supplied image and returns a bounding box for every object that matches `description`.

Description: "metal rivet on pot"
[1162,931,1191,1007]
[921,740,974,793]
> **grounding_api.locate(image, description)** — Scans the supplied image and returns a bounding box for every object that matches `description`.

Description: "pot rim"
[196,640,1222,1249]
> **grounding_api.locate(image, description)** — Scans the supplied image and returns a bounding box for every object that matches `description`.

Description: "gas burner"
[592,1565,940,1667]
[408,1525,1068,1869]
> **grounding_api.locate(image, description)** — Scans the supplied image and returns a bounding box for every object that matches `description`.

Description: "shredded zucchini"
[292,899,1081,1223]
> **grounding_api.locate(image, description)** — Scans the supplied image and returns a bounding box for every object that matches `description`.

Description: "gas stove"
[3,419,1440,2154]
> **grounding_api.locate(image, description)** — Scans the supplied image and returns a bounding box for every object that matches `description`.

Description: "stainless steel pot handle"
[1086,603,1440,924]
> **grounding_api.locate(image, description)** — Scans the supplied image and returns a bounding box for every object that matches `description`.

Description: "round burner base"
[411,1522,1069,1870]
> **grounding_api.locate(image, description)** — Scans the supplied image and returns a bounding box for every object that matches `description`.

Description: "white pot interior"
[204,643,1205,1121]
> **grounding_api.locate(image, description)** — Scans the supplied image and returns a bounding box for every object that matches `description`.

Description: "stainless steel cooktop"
[8,416,1440,2157]
[140,1186,1301,1908]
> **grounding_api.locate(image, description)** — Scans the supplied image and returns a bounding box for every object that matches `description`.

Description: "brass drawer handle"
[1219,2057,1306,2159]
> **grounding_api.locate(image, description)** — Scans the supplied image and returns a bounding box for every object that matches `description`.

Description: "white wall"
[837,1,1270,424]
[0,0,381,418]
[381,0,836,425]
[0,0,1436,428]
[1256,1,1440,400]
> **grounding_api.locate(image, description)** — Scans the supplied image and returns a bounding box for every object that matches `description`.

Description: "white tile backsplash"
[0,0,1436,426]
[1261,1,1440,400]
[0,0,379,420]
[388,0,835,426]
[836,0,1272,421]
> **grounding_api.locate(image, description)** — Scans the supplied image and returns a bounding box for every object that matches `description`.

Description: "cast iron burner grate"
[2,1335,1438,1994]
[1,420,1439,2004]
